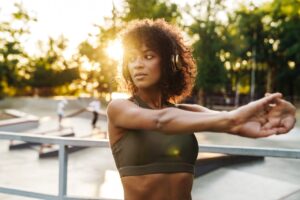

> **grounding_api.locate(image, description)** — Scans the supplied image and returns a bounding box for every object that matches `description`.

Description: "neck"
[136,89,164,109]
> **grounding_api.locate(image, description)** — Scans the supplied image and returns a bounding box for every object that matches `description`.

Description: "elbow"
[153,108,175,134]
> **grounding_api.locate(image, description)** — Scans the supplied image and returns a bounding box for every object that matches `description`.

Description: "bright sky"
[0,0,123,57]
[0,0,270,58]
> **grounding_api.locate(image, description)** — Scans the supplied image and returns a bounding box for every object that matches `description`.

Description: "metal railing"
[1,131,300,200]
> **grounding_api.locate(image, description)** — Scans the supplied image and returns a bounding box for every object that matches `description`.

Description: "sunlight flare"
[105,39,123,61]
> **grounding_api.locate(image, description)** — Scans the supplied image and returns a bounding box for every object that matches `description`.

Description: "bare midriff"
[121,172,193,200]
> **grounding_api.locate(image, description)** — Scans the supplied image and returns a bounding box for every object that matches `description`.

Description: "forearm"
[156,107,233,134]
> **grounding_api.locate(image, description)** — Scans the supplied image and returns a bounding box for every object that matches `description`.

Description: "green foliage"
[0,3,35,97]
[27,37,80,96]
[189,1,228,97]
[29,66,79,87]
[122,0,180,23]
[222,0,300,99]
[268,0,300,97]
[229,7,272,97]
[191,26,227,92]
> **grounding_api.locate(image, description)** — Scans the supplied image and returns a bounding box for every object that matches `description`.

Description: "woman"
[107,19,296,200]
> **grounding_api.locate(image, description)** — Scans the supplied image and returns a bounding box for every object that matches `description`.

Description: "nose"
[131,56,144,69]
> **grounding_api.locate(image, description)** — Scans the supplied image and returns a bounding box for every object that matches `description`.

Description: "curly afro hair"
[121,19,196,103]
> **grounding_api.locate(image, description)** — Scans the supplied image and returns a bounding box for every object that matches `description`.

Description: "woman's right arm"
[107,98,232,134]
[107,93,294,138]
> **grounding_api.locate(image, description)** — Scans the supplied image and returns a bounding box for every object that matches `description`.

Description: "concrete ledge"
[0,109,39,132]
[195,154,264,177]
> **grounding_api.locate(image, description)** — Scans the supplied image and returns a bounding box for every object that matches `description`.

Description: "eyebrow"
[143,49,155,53]
[127,49,155,55]
[140,48,157,54]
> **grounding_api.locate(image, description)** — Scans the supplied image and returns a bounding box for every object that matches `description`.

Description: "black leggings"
[92,111,98,127]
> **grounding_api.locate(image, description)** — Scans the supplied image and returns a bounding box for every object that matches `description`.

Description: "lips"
[134,73,147,79]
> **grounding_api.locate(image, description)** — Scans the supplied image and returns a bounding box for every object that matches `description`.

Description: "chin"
[133,80,159,90]
[136,84,151,89]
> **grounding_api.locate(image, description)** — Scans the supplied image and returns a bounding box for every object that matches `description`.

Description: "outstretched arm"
[177,94,296,138]
[107,93,295,138]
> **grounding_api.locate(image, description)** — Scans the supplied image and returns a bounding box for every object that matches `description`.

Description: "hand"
[229,93,296,138]
[262,94,296,135]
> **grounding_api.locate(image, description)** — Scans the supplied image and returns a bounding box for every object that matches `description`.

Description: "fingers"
[282,117,296,130]
[265,92,282,103]
[280,99,296,114]
[260,126,291,137]
[261,118,280,130]
[262,116,295,135]
[263,92,282,100]
[259,128,278,137]
[245,93,280,114]
[275,119,295,134]
[264,92,281,98]
[253,93,280,109]
[258,116,268,125]
[276,127,289,135]
[260,93,282,111]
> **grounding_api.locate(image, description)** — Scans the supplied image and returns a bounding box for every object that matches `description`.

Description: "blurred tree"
[229,6,270,102]
[122,0,180,23]
[0,3,35,97]
[232,0,300,102]
[28,36,80,96]
[219,0,300,103]
[188,0,228,106]
[270,0,300,101]
[78,3,121,98]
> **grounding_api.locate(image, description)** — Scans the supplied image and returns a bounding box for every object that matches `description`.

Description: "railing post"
[58,144,68,200]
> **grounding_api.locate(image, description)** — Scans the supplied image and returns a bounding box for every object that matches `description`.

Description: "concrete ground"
[192,156,300,200]
[0,98,299,200]
[192,110,300,200]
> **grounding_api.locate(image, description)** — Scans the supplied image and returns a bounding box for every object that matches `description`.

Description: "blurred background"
[0,0,299,107]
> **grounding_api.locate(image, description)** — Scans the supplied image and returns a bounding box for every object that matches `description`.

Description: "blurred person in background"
[88,100,101,129]
[57,99,68,129]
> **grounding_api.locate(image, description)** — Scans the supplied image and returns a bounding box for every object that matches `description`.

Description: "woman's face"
[127,44,161,90]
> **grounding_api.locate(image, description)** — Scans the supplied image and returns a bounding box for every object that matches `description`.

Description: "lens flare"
[105,39,123,61]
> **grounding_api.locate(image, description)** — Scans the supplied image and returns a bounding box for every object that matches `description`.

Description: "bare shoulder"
[107,98,162,132]
[106,99,140,128]
[107,98,152,145]
[106,99,138,123]
[107,99,133,145]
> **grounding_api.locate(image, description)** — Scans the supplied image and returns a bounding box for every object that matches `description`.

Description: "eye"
[145,54,154,60]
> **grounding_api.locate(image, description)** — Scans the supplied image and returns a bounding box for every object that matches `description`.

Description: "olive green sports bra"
[111,96,199,177]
